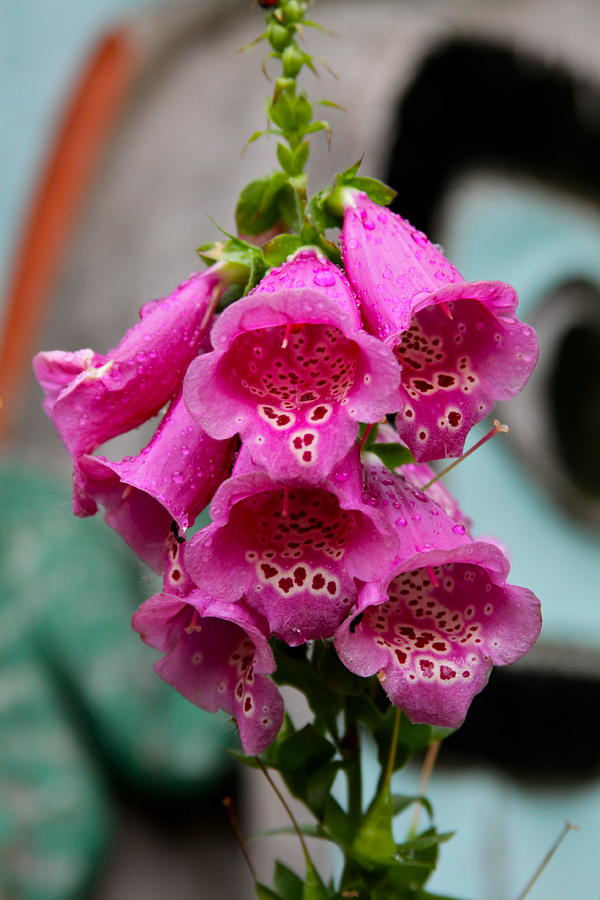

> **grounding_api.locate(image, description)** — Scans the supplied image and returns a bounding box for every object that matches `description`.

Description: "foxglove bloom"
[133,551,283,755]
[335,462,541,727]
[76,392,235,570]
[33,266,231,459]
[184,249,401,482]
[341,192,539,461]
[185,447,396,645]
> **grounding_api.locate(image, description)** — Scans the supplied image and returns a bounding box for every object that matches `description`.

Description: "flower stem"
[384,706,402,788]
[422,419,509,490]
[515,820,577,900]
[343,703,363,822]
[256,756,313,866]
[408,739,440,836]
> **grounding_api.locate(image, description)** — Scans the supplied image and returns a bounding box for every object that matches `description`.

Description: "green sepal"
[293,141,310,173]
[303,857,329,900]
[350,779,396,869]
[263,234,304,268]
[299,221,341,264]
[306,190,341,232]
[268,21,292,52]
[368,443,415,471]
[274,861,304,900]
[256,883,283,900]
[195,235,265,296]
[346,176,397,207]
[236,172,288,235]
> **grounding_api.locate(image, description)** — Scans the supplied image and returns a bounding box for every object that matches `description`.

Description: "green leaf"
[256,883,283,900]
[263,233,304,268]
[292,141,310,174]
[368,443,415,471]
[396,830,455,856]
[303,858,329,900]
[277,183,302,232]
[305,760,344,818]
[276,142,295,174]
[276,725,335,776]
[392,794,433,821]
[274,861,304,900]
[236,174,285,235]
[323,795,353,848]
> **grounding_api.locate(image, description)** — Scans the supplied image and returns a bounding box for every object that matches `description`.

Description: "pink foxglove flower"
[184,249,400,482]
[341,192,539,461]
[76,392,236,571]
[133,586,283,756]
[33,266,231,459]
[335,462,541,727]
[185,446,396,645]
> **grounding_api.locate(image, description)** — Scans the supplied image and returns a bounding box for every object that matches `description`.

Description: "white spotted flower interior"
[183,248,401,482]
[335,462,541,727]
[185,448,395,645]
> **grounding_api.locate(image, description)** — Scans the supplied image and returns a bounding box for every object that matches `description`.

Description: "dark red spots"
[293,436,303,449]
[311,406,328,421]
[261,563,278,579]
[327,581,337,595]
[395,649,407,665]
[304,433,315,445]
[419,659,434,678]
[397,626,416,639]
[437,374,455,388]
[278,577,294,593]
[440,665,456,681]
[236,682,244,698]
[276,414,291,426]
[244,696,253,712]
[432,642,447,652]
[293,566,307,585]
[448,411,462,428]
[171,569,181,581]
[413,379,435,393]
[302,451,312,462]
[299,392,317,403]
[311,573,326,590]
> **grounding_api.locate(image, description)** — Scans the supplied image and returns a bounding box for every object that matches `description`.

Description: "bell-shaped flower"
[133,547,283,755]
[184,248,400,483]
[185,446,396,646]
[335,461,541,727]
[76,391,235,571]
[341,192,538,461]
[33,265,233,458]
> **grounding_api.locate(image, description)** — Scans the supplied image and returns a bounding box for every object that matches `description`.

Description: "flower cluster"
[34,193,541,755]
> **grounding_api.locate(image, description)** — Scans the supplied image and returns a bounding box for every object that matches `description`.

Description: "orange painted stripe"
[0,28,137,440]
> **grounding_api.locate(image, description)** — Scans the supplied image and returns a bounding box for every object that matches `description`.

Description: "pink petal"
[76,392,234,571]
[33,267,225,457]
[133,588,283,755]
[341,192,538,460]
[185,447,396,645]
[184,249,400,482]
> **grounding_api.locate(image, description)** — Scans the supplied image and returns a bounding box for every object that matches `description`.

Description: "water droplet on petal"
[172,471,184,484]
[452,524,466,535]
[313,269,336,287]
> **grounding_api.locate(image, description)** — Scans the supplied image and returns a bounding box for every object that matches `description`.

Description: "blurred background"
[1,1,599,898]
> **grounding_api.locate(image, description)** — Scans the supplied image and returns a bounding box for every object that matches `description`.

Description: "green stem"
[384,706,402,788]
[343,703,362,823]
